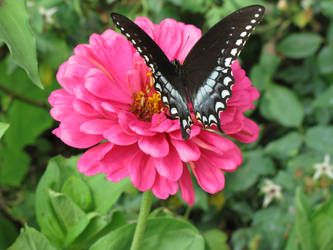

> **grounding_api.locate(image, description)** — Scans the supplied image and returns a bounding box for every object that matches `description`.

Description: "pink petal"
[169,125,201,140]
[191,159,225,193]
[156,19,183,60]
[78,142,113,175]
[176,24,201,62]
[54,114,103,148]
[104,124,138,145]
[80,119,114,135]
[72,99,99,116]
[201,148,242,172]
[150,114,173,132]
[85,68,131,104]
[230,117,260,143]
[179,166,195,206]
[138,134,169,158]
[129,152,156,191]
[154,146,183,181]
[152,175,178,199]
[135,17,156,39]
[100,144,138,182]
[171,139,200,162]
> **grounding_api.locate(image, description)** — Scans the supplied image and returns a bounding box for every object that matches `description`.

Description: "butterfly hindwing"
[183,5,265,128]
[111,13,192,139]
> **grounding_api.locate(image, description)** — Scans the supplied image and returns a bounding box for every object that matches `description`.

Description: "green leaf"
[0,122,9,139]
[72,211,126,248]
[204,229,230,250]
[48,190,85,233]
[8,226,55,250]
[266,84,304,127]
[227,150,275,192]
[0,0,42,88]
[84,174,131,214]
[36,158,69,247]
[231,228,253,250]
[0,101,52,186]
[317,46,333,75]
[313,85,333,108]
[277,33,322,59]
[91,218,205,250]
[265,132,303,160]
[306,126,333,154]
[62,176,93,212]
[252,207,289,250]
[320,0,333,18]
[0,214,18,249]
[312,196,333,250]
[294,187,316,250]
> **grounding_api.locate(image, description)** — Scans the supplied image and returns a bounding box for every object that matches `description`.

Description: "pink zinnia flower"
[48,16,259,205]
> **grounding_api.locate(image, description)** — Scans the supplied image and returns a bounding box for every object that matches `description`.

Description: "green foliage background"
[0,0,333,249]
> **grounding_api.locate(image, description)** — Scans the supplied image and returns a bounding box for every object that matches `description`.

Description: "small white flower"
[38,6,58,25]
[313,154,333,180]
[260,179,283,208]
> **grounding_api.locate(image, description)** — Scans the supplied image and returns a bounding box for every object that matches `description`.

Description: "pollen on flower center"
[130,73,166,121]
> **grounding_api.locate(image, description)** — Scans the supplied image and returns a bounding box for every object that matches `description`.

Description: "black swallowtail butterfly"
[111,5,265,140]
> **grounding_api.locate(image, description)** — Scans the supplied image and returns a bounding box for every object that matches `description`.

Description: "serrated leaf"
[90,218,205,250]
[277,33,322,59]
[266,84,304,127]
[0,0,42,88]
[306,126,333,154]
[8,226,55,250]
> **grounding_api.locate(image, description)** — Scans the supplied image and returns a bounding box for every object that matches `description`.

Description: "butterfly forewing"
[183,5,265,128]
[111,13,192,139]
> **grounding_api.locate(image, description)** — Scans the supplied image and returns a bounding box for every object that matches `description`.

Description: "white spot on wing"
[255,13,259,17]
[170,107,178,115]
[224,57,232,67]
[230,48,237,56]
[236,39,242,46]
[245,25,252,30]
[251,19,256,24]
[209,114,217,124]
[221,90,230,98]
[240,32,247,37]
[223,76,232,86]
[215,102,225,112]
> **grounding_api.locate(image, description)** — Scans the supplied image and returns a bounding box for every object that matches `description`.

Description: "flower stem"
[130,190,153,250]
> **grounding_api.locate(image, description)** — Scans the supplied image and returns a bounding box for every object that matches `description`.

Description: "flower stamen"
[130,73,167,121]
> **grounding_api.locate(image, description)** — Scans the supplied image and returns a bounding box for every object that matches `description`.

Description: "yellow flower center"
[130,73,167,121]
